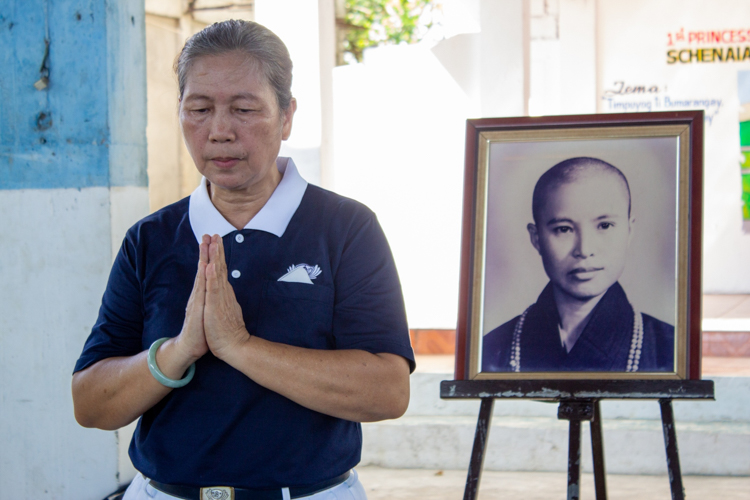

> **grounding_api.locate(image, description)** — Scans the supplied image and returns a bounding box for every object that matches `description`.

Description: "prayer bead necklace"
[508,307,643,372]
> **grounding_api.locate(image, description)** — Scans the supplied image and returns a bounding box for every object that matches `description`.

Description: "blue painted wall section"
[105,0,148,188]
[0,0,146,190]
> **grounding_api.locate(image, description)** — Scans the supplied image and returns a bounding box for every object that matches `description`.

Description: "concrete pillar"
[318,0,336,189]
[0,0,148,498]
[559,0,597,114]
[254,0,326,186]
[479,0,530,116]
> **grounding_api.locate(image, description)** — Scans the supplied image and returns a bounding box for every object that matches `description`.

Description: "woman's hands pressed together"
[203,235,250,359]
[175,234,250,364]
[172,235,210,363]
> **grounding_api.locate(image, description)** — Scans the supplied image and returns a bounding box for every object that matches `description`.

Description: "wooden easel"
[440,379,715,500]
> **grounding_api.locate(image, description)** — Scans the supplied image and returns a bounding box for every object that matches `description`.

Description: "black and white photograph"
[456,113,703,380]
[482,141,677,374]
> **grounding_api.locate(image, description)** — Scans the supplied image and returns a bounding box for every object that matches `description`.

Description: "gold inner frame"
[469,125,692,380]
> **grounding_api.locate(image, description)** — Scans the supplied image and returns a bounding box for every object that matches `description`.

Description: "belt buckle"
[200,486,235,500]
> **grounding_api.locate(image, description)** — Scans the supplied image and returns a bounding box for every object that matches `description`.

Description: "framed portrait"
[454,111,704,381]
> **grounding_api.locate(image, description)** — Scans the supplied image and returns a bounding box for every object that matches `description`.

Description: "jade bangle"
[147,337,195,388]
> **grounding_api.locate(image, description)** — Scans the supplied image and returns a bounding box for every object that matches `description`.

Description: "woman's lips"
[211,157,240,168]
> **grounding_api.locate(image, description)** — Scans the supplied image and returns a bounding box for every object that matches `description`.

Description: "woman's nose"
[208,112,235,143]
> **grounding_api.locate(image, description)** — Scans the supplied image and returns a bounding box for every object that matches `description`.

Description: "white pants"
[123,470,367,500]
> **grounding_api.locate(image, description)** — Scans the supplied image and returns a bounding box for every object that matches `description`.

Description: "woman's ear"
[281,98,297,141]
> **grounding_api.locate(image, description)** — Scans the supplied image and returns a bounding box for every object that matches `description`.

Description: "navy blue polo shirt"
[74,158,415,488]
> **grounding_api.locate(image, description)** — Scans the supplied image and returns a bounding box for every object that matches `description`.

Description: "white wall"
[479,0,530,116]
[331,0,530,329]
[558,0,596,114]
[255,0,326,186]
[595,0,750,293]
[332,45,468,329]
[0,188,120,499]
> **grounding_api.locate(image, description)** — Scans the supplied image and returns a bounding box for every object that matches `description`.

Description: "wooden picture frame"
[455,111,704,380]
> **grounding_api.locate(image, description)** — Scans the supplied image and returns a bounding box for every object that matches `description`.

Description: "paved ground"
[357,466,750,499]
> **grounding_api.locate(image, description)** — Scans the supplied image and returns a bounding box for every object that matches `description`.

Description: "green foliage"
[340,0,435,63]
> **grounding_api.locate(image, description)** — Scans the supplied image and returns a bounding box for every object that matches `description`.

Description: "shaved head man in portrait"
[482,157,674,373]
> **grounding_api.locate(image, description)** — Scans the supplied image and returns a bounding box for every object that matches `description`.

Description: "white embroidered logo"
[288,263,321,279]
[277,263,321,284]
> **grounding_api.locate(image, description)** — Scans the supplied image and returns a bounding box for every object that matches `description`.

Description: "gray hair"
[174,19,293,110]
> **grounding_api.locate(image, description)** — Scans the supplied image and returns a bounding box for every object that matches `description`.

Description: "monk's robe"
[482,282,674,373]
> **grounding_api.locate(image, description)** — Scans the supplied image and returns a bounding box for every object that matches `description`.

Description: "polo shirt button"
[235,234,244,243]
[231,270,241,279]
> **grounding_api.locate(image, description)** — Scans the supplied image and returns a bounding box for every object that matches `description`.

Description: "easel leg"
[558,400,594,500]
[567,419,582,500]
[659,399,685,500]
[464,398,494,500]
[590,400,608,500]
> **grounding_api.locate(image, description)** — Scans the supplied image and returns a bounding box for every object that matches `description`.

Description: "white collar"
[188,157,308,243]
